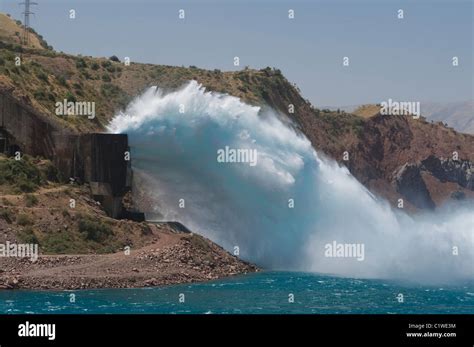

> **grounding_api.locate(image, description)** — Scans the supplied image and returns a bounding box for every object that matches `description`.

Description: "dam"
[0,91,134,219]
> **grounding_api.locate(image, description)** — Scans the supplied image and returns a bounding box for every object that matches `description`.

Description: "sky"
[0,0,472,106]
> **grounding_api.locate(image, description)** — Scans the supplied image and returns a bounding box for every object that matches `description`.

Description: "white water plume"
[108,81,474,284]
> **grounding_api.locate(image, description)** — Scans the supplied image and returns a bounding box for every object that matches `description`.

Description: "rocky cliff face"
[392,163,436,210]
[391,156,473,210]
[421,155,473,190]
[339,115,474,210]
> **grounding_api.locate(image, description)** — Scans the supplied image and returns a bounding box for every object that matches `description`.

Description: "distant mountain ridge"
[325,101,474,135]
[421,101,474,135]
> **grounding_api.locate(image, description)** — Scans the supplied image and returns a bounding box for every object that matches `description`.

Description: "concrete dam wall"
[0,91,134,218]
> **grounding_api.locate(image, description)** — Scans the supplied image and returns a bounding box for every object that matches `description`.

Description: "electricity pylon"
[19,0,38,46]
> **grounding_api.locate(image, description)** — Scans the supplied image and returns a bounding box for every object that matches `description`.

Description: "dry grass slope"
[0,13,45,49]
[353,104,380,119]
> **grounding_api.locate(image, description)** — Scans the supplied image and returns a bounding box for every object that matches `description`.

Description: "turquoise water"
[1,272,473,314]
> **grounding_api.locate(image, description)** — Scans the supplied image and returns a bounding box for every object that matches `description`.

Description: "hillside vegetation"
[0,12,363,138]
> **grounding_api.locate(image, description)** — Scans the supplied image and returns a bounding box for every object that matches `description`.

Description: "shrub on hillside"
[101,60,112,69]
[0,209,13,223]
[0,156,42,192]
[101,74,111,82]
[15,178,38,193]
[81,70,92,80]
[101,83,122,97]
[78,216,113,242]
[57,75,67,86]
[33,90,46,100]
[76,58,87,69]
[16,213,33,226]
[18,226,39,244]
[24,194,38,207]
[39,160,61,182]
[65,91,76,103]
[41,232,75,254]
[36,71,48,82]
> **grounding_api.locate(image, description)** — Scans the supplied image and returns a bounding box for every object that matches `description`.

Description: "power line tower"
[19,0,38,46]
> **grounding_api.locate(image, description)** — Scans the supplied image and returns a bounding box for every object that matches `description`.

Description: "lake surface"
[1,272,473,314]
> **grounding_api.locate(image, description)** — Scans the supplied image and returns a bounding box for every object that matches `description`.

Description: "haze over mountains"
[421,101,474,135]
[326,101,474,135]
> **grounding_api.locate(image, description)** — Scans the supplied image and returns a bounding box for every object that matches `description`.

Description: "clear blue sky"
[1,0,472,106]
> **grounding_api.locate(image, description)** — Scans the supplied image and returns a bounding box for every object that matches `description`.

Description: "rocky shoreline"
[0,230,258,290]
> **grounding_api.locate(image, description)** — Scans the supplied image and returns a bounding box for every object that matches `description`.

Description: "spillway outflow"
[108,81,474,284]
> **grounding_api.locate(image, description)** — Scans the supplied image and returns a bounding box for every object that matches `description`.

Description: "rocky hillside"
[1,13,473,211]
[0,154,257,289]
[0,154,166,254]
[347,114,474,210]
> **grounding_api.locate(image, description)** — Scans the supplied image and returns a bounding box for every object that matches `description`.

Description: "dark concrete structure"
[0,91,132,218]
[77,133,132,217]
